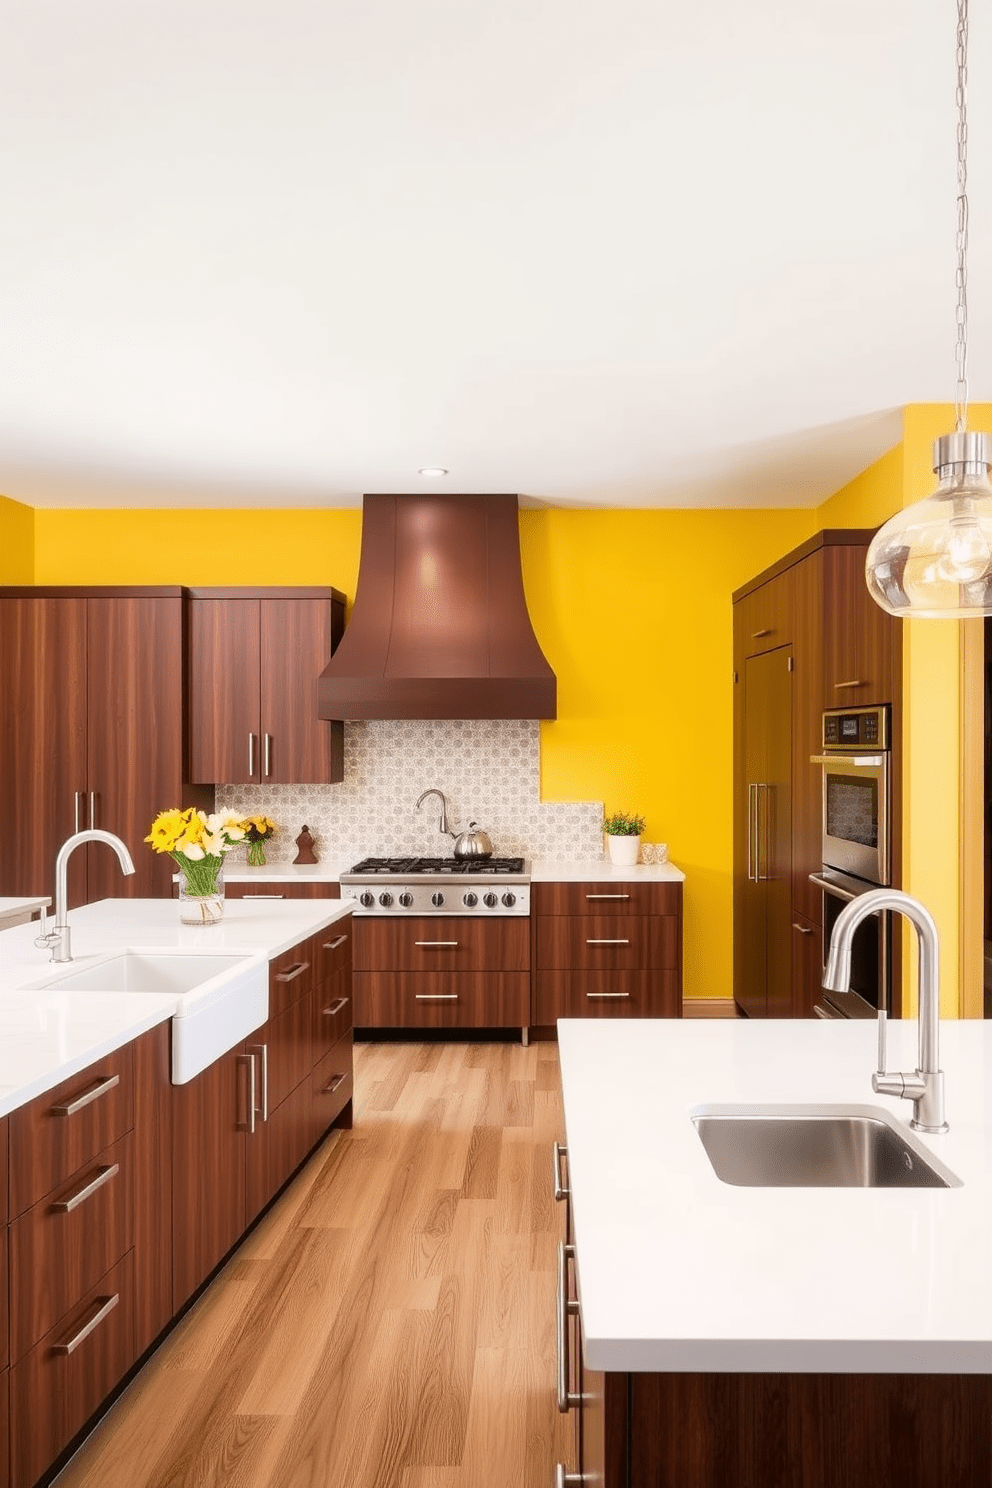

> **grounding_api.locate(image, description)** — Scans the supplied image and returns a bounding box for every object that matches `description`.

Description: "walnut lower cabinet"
[5,917,353,1488]
[353,916,530,1030]
[532,881,682,1027]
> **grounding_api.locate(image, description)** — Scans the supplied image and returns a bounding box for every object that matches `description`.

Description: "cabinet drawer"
[534,881,682,917]
[312,920,353,982]
[353,917,529,973]
[10,1132,134,1364]
[533,970,681,1023]
[535,916,679,971]
[313,973,352,1059]
[10,1045,134,1217]
[269,939,316,1016]
[311,1032,354,1137]
[10,1250,135,1488]
[354,972,529,1028]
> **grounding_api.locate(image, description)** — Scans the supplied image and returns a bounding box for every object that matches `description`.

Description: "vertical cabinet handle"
[552,1141,570,1202]
[248,1043,269,1122]
[263,733,272,777]
[89,790,97,828]
[556,1242,582,1412]
[747,783,757,882]
[248,732,256,777]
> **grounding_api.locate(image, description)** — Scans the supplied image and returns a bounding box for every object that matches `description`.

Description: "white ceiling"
[2,0,989,511]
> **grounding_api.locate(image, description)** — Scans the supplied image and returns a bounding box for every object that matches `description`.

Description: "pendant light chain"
[955,0,970,433]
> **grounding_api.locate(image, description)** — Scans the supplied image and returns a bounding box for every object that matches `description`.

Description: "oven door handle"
[809,871,857,903]
[809,754,886,768]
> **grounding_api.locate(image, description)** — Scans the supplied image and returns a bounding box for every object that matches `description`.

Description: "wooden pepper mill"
[293,825,318,865]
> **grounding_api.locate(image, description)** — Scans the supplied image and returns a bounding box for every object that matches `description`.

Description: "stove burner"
[349,856,525,876]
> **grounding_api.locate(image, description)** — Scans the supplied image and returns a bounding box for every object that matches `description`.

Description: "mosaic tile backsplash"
[217,720,604,863]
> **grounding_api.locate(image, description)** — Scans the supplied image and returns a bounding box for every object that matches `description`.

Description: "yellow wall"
[0,496,35,583]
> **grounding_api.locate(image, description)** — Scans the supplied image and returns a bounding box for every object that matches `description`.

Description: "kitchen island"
[557,1016,992,1487]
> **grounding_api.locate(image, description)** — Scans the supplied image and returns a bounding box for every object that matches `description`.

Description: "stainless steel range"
[340,857,531,916]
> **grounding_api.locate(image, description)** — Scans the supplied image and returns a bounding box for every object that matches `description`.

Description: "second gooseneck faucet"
[823,888,948,1134]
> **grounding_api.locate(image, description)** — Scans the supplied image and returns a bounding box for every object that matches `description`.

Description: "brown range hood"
[318,493,556,720]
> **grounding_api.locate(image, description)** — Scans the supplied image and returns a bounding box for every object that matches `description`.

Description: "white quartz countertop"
[558,1017,992,1376]
[0,895,51,922]
[0,897,352,1117]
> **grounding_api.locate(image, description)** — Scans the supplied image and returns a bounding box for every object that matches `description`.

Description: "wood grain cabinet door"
[189,598,261,785]
[791,912,823,1019]
[822,545,895,708]
[259,598,343,784]
[85,595,187,899]
[171,1047,248,1310]
[0,596,87,900]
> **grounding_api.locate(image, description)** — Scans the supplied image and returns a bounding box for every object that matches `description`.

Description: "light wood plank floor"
[55,1040,574,1488]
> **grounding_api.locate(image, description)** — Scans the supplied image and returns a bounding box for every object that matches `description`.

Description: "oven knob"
[398,891,414,908]
[463,892,478,908]
[501,892,517,908]
[431,891,445,908]
[378,891,393,908]
[483,891,498,908]
[359,891,375,908]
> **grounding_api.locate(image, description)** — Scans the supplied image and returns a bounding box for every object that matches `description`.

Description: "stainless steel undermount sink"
[690,1104,961,1189]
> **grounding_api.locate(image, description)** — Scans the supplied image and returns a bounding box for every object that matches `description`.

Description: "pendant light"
[866,0,992,618]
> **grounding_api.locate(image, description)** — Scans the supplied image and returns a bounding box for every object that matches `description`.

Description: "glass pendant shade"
[865,432,992,618]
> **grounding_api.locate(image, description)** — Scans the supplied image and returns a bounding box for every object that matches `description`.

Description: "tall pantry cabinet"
[732,531,902,1019]
[0,588,210,905]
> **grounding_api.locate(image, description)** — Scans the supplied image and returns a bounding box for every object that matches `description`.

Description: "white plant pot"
[606,834,641,866]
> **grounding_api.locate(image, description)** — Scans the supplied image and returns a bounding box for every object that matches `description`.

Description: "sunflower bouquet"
[243,815,278,867]
[145,807,248,904]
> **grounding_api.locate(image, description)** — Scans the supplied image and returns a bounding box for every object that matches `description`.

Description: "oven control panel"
[822,705,889,751]
[340,882,531,916]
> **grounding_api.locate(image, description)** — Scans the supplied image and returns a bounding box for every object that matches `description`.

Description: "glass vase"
[178,862,225,925]
[247,839,267,868]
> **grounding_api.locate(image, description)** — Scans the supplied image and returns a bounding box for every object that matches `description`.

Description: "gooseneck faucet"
[36,830,136,963]
[823,888,948,1134]
[415,788,453,839]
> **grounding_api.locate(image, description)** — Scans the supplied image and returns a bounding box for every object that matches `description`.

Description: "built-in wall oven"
[810,705,892,1020]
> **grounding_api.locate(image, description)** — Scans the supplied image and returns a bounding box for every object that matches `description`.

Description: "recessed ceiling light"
[418,466,448,477]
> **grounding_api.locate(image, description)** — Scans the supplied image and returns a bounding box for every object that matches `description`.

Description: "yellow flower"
[145,808,187,853]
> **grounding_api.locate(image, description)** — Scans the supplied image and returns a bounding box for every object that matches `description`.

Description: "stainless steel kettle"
[452,821,494,860]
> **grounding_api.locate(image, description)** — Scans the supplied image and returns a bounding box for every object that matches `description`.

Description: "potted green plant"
[603,809,646,866]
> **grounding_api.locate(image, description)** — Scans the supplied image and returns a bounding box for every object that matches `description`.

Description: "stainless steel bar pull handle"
[415,993,459,1000]
[89,790,97,828]
[555,1242,581,1412]
[275,960,310,983]
[263,732,272,777]
[554,1466,586,1488]
[323,935,349,951]
[414,940,459,947]
[322,1072,347,1095]
[586,991,631,999]
[238,1054,257,1134]
[585,938,630,945]
[792,922,813,934]
[248,732,256,776]
[248,1043,269,1122]
[52,1162,119,1214]
[52,1293,119,1356]
[243,893,285,899]
[584,893,630,900]
[323,997,349,1017]
[747,783,757,882]
[751,627,773,639]
[757,782,770,882]
[833,679,867,689]
[51,1073,120,1118]
[552,1141,569,1201]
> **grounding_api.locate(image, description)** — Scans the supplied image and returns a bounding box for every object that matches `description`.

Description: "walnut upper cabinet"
[822,545,894,707]
[0,588,201,903]
[188,588,346,786]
